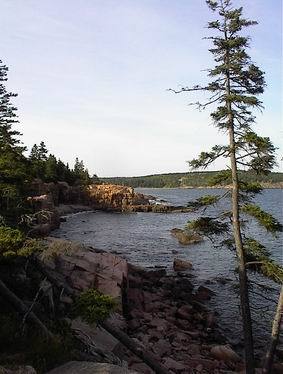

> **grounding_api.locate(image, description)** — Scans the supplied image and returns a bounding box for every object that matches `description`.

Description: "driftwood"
[33,256,170,374]
[0,278,54,340]
[262,285,283,374]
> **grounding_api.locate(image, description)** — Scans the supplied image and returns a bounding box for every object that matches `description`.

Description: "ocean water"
[53,188,283,354]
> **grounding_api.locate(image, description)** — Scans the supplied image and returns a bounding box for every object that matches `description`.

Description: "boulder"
[171,228,202,245]
[176,305,193,320]
[195,286,216,301]
[210,345,241,363]
[173,258,193,271]
[46,362,138,374]
[152,339,171,356]
[163,357,187,371]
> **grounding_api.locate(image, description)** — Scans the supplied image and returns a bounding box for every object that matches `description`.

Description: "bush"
[0,226,44,258]
[74,289,116,324]
[0,226,25,257]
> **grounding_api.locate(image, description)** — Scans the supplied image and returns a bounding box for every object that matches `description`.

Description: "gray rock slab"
[45,362,138,374]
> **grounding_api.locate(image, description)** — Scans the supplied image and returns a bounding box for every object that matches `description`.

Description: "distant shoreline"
[136,184,283,190]
[101,170,283,190]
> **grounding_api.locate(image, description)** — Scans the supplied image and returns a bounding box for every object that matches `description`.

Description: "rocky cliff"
[87,184,150,211]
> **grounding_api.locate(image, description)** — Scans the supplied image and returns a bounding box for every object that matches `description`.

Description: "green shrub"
[0,226,25,257]
[0,226,44,258]
[17,238,45,257]
[74,289,116,324]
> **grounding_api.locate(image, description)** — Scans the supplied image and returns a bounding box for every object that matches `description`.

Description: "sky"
[1,0,282,177]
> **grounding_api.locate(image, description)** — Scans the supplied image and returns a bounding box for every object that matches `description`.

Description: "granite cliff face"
[87,184,150,211]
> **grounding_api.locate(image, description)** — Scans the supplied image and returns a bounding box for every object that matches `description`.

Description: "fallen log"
[0,278,54,340]
[33,256,170,374]
[101,320,170,374]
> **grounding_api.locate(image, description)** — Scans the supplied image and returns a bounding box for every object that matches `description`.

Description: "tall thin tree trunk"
[224,24,255,373]
[263,285,283,373]
[228,121,255,373]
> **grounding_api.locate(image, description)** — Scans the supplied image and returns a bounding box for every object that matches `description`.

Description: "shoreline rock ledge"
[37,238,245,373]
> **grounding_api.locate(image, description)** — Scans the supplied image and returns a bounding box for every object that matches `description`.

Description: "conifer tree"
[0,60,28,221]
[29,141,49,179]
[73,157,91,185]
[170,1,282,372]
[45,154,58,182]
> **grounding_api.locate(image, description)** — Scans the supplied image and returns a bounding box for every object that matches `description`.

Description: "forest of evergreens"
[102,170,283,188]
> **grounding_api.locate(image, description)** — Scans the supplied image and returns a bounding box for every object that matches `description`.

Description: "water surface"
[53,188,283,353]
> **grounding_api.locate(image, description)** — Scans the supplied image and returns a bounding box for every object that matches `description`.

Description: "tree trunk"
[228,122,255,373]
[0,278,54,340]
[262,285,283,373]
[224,26,255,373]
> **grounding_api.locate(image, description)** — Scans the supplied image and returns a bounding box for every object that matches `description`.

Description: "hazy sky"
[1,0,282,176]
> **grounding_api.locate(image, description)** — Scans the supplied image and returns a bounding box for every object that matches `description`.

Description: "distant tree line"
[102,171,283,188]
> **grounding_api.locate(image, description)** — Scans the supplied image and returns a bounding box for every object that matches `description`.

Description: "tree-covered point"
[101,170,283,188]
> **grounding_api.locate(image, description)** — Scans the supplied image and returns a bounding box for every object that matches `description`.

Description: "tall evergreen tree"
[29,141,49,179]
[45,154,58,182]
[73,157,91,185]
[29,144,39,161]
[171,1,282,372]
[0,60,28,222]
[38,141,48,161]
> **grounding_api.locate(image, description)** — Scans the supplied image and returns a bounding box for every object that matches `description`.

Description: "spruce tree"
[73,157,91,185]
[0,60,28,221]
[170,1,282,372]
[29,141,49,179]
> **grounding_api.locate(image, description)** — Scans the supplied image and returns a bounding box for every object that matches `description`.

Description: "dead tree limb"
[262,285,283,374]
[0,278,54,340]
[101,320,170,374]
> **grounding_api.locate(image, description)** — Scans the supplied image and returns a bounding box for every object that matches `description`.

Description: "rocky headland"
[26,181,193,237]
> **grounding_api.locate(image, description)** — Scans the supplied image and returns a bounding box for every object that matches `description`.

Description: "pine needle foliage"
[244,238,283,283]
[187,194,220,209]
[187,216,230,236]
[242,204,283,233]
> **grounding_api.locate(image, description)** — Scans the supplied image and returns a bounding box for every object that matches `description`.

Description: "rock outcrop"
[27,194,60,236]
[29,179,90,206]
[171,228,203,245]
[39,238,128,308]
[87,184,149,212]
[27,179,91,236]
[173,258,193,271]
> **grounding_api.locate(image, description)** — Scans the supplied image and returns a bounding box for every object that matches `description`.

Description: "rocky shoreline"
[38,237,245,373]
[124,264,243,373]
